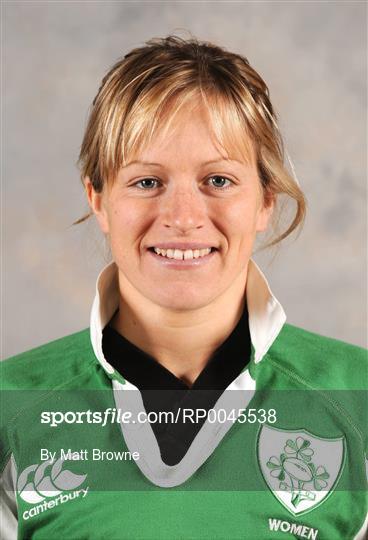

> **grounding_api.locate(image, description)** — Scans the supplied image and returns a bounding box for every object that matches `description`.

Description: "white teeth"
[153,247,213,260]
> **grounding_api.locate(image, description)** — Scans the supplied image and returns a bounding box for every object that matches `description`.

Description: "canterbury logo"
[17,457,87,504]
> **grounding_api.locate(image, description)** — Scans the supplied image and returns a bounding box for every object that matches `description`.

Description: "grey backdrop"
[3,0,367,358]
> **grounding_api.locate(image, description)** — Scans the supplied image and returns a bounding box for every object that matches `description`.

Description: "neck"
[111,269,248,386]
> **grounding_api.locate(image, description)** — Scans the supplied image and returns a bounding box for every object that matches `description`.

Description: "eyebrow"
[124,158,243,168]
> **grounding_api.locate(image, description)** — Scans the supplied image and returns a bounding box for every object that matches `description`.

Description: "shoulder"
[0,329,101,471]
[265,324,368,456]
[0,328,96,390]
[268,323,367,390]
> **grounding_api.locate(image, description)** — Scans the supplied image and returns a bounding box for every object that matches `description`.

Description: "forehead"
[124,96,256,169]
[136,107,228,164]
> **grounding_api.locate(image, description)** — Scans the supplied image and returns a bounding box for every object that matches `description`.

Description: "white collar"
[89,259,286,377]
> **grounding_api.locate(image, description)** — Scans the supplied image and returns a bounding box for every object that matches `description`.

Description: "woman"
[1,35,366,540]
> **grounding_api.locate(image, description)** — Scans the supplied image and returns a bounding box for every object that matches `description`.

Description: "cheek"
[107,198,138,231]
[106,201,152,254]
[214,195,260,236]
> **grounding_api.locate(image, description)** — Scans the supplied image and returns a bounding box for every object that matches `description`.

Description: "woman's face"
[87,102,273,311]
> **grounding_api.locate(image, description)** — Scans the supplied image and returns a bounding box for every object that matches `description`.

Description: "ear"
[84,177,110,234]
[256,191,275,232]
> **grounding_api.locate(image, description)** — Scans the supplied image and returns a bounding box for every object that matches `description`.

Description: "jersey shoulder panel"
[263,323,368,457]
[0,329,102,472]
[268,322,367,391]
[0,328,96,390]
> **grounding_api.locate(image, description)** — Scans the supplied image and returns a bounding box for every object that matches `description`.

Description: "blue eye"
[135,178,160,189]
[134,176,232,190]
[207,176,232,189]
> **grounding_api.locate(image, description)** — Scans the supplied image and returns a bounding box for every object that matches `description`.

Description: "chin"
[149,286,217,312]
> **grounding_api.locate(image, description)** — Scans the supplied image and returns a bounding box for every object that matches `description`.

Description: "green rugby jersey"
[1,260,367,540]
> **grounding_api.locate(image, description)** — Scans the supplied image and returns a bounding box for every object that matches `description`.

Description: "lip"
[147,242,218,250]
[147,248,217,269]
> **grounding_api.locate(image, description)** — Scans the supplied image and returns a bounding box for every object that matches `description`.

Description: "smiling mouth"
[148,247,217,260]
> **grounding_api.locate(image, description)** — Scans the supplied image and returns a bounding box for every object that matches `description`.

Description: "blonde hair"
[77,34,306,246]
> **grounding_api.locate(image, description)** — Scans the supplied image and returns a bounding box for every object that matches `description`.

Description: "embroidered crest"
[258,425,344,515]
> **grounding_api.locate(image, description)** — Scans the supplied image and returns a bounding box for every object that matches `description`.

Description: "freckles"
[111,201,138,227]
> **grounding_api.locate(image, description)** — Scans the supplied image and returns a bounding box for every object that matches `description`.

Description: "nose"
[160,182,206,233]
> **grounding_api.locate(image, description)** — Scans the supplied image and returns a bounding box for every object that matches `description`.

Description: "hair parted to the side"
[77,33,306,247]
